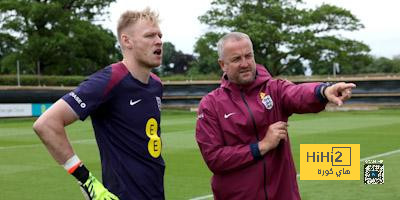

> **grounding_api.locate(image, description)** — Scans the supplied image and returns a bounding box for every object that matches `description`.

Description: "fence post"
[17,60,20,87]
[37,61,41,86]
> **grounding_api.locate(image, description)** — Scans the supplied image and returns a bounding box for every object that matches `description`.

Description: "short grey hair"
[217,32,253,59]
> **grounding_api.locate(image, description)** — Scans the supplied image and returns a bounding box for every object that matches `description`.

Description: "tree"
[191,32,222,74]
[361,56,400,74]
[0,0,120,75]
[0,32,19,73]
[193,0,371,76]
[158,41,194,75]
[392,57,400,73]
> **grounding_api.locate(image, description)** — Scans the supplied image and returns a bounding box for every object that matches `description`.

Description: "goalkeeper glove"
[63,155,119,200]
[79,172,119,200]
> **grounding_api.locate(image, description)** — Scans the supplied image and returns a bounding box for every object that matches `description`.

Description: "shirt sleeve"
[62,67,111,121]
[277,79,327,116]
[195,95,255,174]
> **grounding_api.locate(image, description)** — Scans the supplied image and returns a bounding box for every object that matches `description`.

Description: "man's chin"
[238,74,255,85]
[237,77,254,85]
[147,62,162,69]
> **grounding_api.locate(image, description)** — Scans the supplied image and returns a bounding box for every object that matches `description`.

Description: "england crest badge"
[262,95,273,110]
[156,96,162,111]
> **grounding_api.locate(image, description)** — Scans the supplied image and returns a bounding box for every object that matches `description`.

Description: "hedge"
[0,73,221,86]
[0,75,87,86]
[2,73,400,86]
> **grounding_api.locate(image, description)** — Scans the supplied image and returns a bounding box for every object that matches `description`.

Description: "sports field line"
[189,194,214,200]
[188,148,400,200]
[360,148,400,161]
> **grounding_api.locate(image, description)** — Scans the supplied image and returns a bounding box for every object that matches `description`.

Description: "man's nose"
[239,57,249,68]
[155,36,162,45]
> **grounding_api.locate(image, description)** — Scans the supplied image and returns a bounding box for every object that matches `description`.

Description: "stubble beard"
[237,69,256,85]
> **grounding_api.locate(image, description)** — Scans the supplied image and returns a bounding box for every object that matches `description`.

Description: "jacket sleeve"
[278,80,327,116]
[195,96,255,174]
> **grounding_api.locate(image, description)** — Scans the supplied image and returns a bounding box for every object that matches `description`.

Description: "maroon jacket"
[195,64,327,200]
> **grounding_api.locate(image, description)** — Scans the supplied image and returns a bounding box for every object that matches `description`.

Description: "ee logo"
[145,118,162,158]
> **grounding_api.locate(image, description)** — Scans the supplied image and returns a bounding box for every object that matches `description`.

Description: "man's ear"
[218,59,226,72]
[121,34,133,49]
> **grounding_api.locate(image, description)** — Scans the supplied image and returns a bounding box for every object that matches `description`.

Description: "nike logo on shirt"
[130,99,142,106]
[224,112,235,119]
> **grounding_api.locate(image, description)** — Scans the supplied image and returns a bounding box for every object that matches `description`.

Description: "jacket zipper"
[240,90,268,200]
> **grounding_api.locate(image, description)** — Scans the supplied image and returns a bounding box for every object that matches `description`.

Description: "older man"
[196,32,355,200]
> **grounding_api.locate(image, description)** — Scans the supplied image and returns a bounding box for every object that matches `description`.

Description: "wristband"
[315,82,333,102]
[321,85,328,99]
[63,154,81,174]
[63,155,89,183]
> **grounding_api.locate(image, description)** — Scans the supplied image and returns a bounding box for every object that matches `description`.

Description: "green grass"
[0,109,399,199]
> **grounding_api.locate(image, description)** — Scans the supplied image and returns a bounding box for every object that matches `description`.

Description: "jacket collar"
[221,64,272,92]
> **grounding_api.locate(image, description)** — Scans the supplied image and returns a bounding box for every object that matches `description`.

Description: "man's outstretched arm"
[280,80,356,115]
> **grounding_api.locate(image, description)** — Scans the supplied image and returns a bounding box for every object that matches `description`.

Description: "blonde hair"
[117,8,160,44]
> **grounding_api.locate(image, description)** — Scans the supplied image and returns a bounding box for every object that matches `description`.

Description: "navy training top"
[62,62,164,200]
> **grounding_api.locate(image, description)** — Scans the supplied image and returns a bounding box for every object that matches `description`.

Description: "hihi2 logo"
[300,144,360,180]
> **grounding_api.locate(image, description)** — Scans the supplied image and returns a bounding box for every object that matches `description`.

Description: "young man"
[195,32,355,200]
[33,8,165,200]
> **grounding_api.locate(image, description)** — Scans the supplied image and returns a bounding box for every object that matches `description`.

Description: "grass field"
[1,109,400,199]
